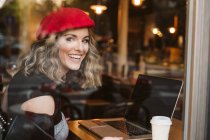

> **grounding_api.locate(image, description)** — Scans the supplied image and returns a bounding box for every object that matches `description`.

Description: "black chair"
[4,114,54,140]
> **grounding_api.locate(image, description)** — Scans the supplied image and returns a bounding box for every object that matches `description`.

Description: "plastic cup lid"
[150,116,172,125]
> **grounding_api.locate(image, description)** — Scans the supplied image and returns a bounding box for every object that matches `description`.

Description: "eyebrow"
[63,33,90,39]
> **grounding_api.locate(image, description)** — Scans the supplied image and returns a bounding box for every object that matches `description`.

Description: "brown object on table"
[68,118,182,140]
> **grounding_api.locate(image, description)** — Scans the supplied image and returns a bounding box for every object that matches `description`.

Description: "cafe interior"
[0,0,209,140]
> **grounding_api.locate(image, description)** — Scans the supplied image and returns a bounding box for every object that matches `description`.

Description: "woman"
[3,7,102,140]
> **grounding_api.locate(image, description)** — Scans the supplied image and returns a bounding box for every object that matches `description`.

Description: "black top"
[8,71,54,105]
[4,71,62,140]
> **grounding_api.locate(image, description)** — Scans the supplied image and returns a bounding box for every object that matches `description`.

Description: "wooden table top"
[68,118,182,140]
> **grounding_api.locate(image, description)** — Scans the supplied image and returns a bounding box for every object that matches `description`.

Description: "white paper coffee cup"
[150,116,172,140]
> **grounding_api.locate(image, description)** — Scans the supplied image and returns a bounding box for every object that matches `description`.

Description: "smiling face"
[56,28,89,75]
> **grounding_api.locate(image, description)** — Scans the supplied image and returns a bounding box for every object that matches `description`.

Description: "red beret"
[36,7,95,40]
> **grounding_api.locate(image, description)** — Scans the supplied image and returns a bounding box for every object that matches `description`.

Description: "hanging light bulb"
[169,27,176,34]
[90,4,107,15]
[152,28,159,34]
[131,0,144,7]
[152,28,163,37]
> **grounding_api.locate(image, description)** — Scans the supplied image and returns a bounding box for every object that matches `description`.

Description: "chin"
[69,65,81,70]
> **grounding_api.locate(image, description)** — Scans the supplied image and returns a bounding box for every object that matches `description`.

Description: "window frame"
[184,0,210,139]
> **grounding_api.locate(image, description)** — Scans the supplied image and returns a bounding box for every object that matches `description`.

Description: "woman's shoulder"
[9,71,53,91]
[13,71,52,84]
[7,71,56,109]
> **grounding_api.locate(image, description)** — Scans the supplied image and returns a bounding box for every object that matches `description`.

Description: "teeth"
[68,54,81,59]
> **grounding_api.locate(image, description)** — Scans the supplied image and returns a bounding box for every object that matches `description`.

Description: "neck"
[57,67,69,79]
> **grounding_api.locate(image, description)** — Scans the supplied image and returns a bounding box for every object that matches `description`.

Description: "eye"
[82,39,90,44]
[66,37,74,42]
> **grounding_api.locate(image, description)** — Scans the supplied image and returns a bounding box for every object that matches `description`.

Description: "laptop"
[79,74,183,139]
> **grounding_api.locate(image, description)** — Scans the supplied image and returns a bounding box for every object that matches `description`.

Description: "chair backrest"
[4,115,54,140]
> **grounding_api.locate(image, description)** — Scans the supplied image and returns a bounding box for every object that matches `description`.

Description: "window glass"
[0,0,186,138]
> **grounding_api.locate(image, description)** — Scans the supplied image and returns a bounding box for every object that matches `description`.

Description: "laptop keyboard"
[105,120,150,136]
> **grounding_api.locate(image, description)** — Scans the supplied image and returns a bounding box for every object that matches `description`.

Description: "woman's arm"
[21,95,55,115]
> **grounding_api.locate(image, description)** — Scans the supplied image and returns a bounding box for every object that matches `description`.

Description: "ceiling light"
[90,4,107,15]
[131,0,144,7]
[152,28,159,34]
[169,27,176,34]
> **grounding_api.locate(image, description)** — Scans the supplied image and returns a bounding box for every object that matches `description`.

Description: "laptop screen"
[125,74,182,130]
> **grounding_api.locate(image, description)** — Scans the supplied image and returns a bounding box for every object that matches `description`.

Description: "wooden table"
[68,118,182,140]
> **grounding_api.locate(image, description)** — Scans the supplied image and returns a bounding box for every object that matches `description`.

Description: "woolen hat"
[36,7,95,40]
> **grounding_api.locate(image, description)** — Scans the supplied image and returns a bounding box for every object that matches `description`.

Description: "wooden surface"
[68,118,182,140]
[169,119,183,140]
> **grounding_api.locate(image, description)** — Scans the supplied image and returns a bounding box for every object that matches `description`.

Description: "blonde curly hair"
[18,28,102,88]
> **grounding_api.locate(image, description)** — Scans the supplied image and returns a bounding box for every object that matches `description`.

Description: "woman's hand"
[102,137,123,140]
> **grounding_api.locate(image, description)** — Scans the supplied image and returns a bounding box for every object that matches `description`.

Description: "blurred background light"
[90,4,107,15]
[131,0,144,7]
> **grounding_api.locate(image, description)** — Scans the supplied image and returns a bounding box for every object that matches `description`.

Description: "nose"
[75,40,84,51]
